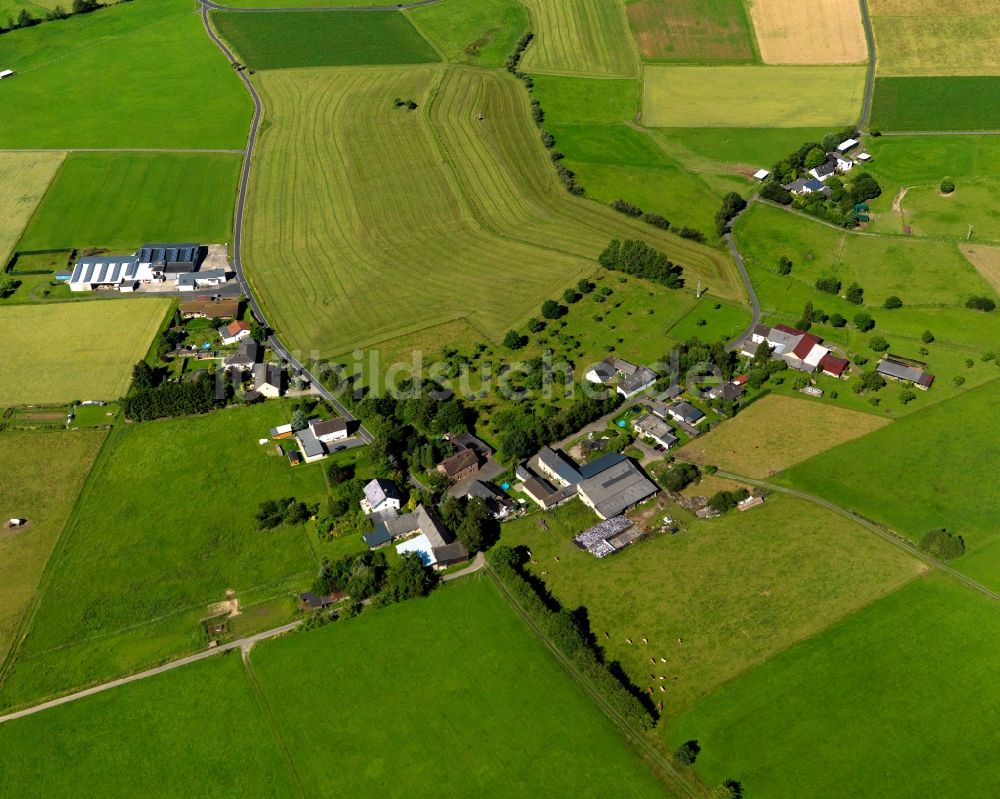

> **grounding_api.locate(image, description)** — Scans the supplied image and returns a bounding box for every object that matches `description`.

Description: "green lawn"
[0,0,252,148]
[871,77,1000,131]
[250,577,669,797]
[211,10,439,70]
[407,0,528,68]
[500,494,921,716]
[0,402,327,708]
[0,655,297,798]
[865,134,1000,185]
[17,153,242,251]
[0,431,105,667]
[777,380,1000,587]
[670,575,1000,798]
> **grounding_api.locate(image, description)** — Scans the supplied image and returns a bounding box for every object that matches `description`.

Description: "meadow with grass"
[642,65,867,127]
[0,402,326,708]
[0,431,105,668]
[624,0,757,64]
[212,9,439,70]
[500,494,921,716]
[671,575,1000,798]
[407,0,529,68]
[0,301,171,406]
[778,380,1000,590]
[17,153,242,251]
[677,394,890,477]
[242,64,738,359]
[0,151,64,267]
[871,77,1000,131]
[0,0,251,148]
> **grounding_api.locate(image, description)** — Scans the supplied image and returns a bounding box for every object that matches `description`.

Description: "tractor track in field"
[198,2,371,443]
[200,0,441,12]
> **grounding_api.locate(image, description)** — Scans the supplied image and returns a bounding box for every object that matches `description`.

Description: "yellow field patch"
[642,65,866,127]
[0,151,65,266]
[677,394,891,478]
[0,300,170,405]
[750,0,867,64]
[960,244,1000,296]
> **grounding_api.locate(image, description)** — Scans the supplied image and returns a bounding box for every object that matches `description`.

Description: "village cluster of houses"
[271,416,349,465]
[67,243,229,293]
[754,138,872,197]
[743,323,851,378]
[584,356,659,398]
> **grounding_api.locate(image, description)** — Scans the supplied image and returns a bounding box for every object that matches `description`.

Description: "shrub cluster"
[715,192,747,236]
[706,487,750,514]
[662,462,699,492]
[967,296,996,312]
[919,529,965,560]
[124,373,223,422]
[504,32,534,74]
[598,239,684,289]
[489,546,654,730]
[1,0,100,35]
[256,497,311,530]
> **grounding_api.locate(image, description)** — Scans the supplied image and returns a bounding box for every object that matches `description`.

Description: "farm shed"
[0,70,15,80]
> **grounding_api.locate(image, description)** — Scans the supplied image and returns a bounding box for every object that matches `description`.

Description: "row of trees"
[715,192,747,236]
[312,549,436,607]
[608,198,705,241]
[2,0,101,35]
[494,391,620,462]
[489,546,655,730]
[124,370,224,421]
[598,239,684,289]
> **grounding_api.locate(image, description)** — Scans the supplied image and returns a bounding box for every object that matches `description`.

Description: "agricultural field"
[778,380,1000,590]
[0,301,171,406]
[0,0,251,149]
[17,153,242,251]
[0,655,298,798]
[407,0,529,68]
[624,0,757,64]
[0,402,326,708]
[865,134,1000,186]
[876,180,1000,243]
[0,0,60,27]
[211,10,439,70]
[960,244,1000,294]
[0,151,64,267]
[0,431,105,668]
[677,394,890,477]
[243,64,738,359]
[519,0,639,77]
[647,127,832,172]
[749,0,866,65]
[869,0,1000,76]
[871,77,1000,131]
[251,578,668,797]
[670,575,1000,798]
[500,495,921,716]
[642,66,867,127]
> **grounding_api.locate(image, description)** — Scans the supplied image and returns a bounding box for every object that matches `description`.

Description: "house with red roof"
[744,323,850,375]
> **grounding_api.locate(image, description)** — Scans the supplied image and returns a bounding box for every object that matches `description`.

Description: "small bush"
[883,295,903,309]
[610,199,643,217]
[919,529,965,560]
[966,296,997,312]
[922,329,935,343]
[815,276,841,294]
[940,178,955,194]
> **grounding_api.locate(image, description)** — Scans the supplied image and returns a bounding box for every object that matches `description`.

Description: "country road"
[716,470,1000,604]
[857,0,876,130]
[723,197,760,352]
[201,0,440,11]
[198,4,372,443]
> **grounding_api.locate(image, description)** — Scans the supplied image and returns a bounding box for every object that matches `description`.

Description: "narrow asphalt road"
[0,621,302,725]
[716,470,1000,604]
[724,198,760,352]
[198,5,371,442]
[441,551,485,581]
[857,0,876,130]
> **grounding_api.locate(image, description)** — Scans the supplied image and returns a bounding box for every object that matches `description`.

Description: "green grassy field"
[882,180,1000,243]
[778,381,1000,590]
[647,127,832,172]
[0,0,251,148]
[0,0,60,27]
[671,575,1000,798]
[243,64,739,359]
[407,0,529,68]
[520,0,639,77]
[643,65,867,127]
[0,151,64,267]
[251,578,669,797]
[871,77,1000,131]
[0,300,171,405]
[0,655,298,798]
[0,402,327,708]
[624,0,757,63]
[500,495,921,716]
[677,394,890,477]
[212,10,439,70]
[16,153,241,251]
[0,431,105,668]
[865,134,1000,185]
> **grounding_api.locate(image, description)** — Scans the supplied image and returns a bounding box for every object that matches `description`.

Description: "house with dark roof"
[666,401,705,426]
[298,592,333,610]
[437,448,480,482]
[309,417,347,443]
[819,353,850,379]
[632,413,679,450]
[364,504,469,568]
[704,380,744,403]
[223,339,262,371]
[577,459,658,520]
[361,478,401,516]
[137,243,202,274]
[877,357,935,390]
[445,433,493,459]
[461,480,516,519]
[296,426,327,463]
[537,446,583,487]
[252,363,285,399]
[618,366,659,398]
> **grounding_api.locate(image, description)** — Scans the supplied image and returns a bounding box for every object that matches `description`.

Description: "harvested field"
[625,0,756,63]
[643,65,866,127]
[0,301,171,406]
[750,0,867,65]
[960,244,1000,296]
[520,0,639,77]
[677,394,891,478]
[243,65,738,358]
[0,151,65,267]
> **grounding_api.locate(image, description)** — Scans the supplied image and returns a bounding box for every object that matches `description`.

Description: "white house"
[309,417,348,443]
[177,269,227,291]
[360,478,402,516]
[219,320,251,345]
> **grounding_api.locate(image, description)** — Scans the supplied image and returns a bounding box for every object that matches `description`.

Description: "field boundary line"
[3,151,68,268]
[0,148,246,154]
[484,566,704,799]
[202,0,441,11]
[857,0,876,129]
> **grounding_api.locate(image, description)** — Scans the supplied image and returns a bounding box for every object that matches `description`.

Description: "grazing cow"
[659,685,665,692]
[660,657,666,663]
[604,631,610,639]
[626,637,632,644]
[642,637,648,644]
[650,657,656,664]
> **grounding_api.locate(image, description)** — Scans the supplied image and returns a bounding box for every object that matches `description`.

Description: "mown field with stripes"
[243,64,737,358]
[520,0,639,77]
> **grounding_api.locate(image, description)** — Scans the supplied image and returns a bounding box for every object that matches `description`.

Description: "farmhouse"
[251,363,284,398]
[745,323,849,375]
[785,177,831,197]
[577,459,658,520]
[309,417,348,443]
[537,446,583,487]
[360,478,401,516]
[219,320,251,345]
[877,357,935,390]
[364,504,468,568]
[461,480,516,519]
[437,448,480,482]
[632,413,678,450]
